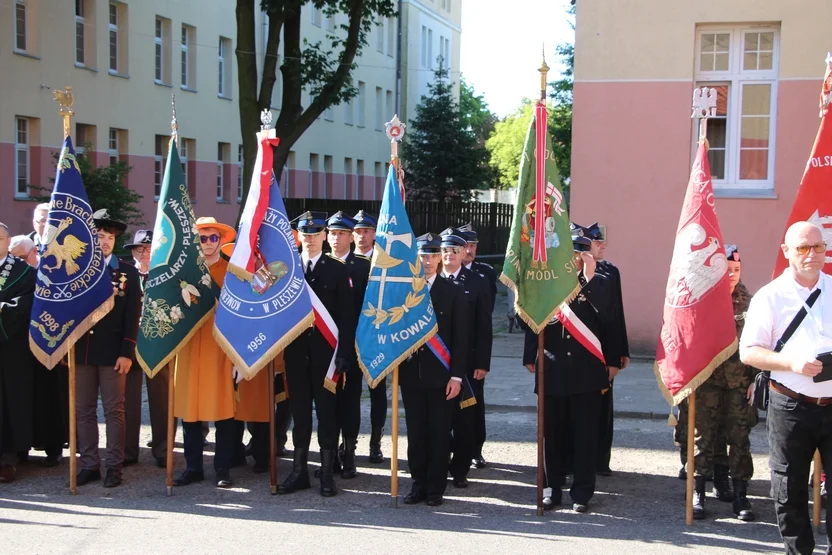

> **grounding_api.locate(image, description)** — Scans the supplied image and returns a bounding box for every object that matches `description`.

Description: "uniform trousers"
[32,362,68,458]
[285,361,338,451]
[125,365,174,462]
[767,389,832,555]
[448,397,476,479]
[597,381,614,472]
[370,376,387,429]
[338,371,363,440]
[472,378,486,457]
[401,386,454,497]
[544,391,602,505]
[275,399,292,448]
[76,364,127,472]
[182,418,235,473]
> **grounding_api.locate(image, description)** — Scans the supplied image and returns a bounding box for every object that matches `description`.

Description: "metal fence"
[283,199,514,255]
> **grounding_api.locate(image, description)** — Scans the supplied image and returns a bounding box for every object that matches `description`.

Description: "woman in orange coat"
[173,217,238,489]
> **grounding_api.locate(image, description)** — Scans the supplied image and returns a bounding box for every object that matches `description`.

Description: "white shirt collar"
[443,267,461,280]
[464,262,472,271]
[105,255,113,267]
[426,274,437,289]
[337,250,350,261]
[302,251,323,271]
[360,246,375,258]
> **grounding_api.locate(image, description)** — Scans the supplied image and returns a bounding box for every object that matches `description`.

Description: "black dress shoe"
[276,445,288,457]
[173,469,204,486]
[252,460,269,474]
[146,441,153,448]
[596,468,613,477]
[453,477,469,489]
[76,468,101,486]
[216,471,233,488]
[103,469,122,488]
[426,496,444,507]
[472,456,487,469]
[42,454,64,467]
[123,458,139,467]
[572,503,588,513]
[404,491,426,505]
[155,457,166,469]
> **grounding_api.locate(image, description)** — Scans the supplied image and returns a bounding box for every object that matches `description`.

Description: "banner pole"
[813,450,822,528]
[686,394,696,525]
[166,358,176,496]
[269,360,277,495]
[390,366,399,508]
[536,330,545,516]
[68,345,77,495]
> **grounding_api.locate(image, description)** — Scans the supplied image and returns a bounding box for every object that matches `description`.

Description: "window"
[181,25,196,90]
[344,158,353,199]
[309,153,320,197]
[386,90,393,121]
[428,29,433,69]
[312,7,322,27]
[324,106,334,121]
[374,162,383,200]
[324,155,333,199]
[357,82,366,127]
[75,123,96,159]
[155,16,171,85]
[154,134,167,198]
[15,117,30,198]
[108,128,119,165]
[439,36,450,68]
[344,97,354,126]
[376,18,384,53]
[375,87,383,131]
[694,26,779,189]
[325,13,335,32]
[218,37,232,97]
[180,138,190,186]
[14,1,26,52]
[75,0,85,65]
[387,17,395,56]
[237,145,244,201]
[109,3,118,72]
[217,142,230,201]
[356,160,364,200]
[420,26,427,68]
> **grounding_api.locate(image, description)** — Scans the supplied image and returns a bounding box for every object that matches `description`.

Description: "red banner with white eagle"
[655,139,738,405]
[772,57,832,278]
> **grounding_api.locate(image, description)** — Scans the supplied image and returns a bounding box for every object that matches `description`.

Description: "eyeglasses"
[200,234,220,244]
[792,243,827,255]
[34,219,47,225]
[133,246,151,254]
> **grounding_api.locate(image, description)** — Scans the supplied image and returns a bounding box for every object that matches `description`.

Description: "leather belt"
[770,380,832,407]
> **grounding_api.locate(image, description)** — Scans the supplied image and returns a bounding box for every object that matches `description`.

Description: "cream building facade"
[0,0,462,235]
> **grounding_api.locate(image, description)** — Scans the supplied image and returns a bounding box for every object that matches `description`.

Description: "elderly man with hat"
[278,211,355,497]
[400,232,469,506]
[688,244,756,521]
[122,229,173,468]
[325,211,369,479]
[351,210,388,464]
[439,227,492,489]
[522,233,618,512]
[171,216,241,488]
[74,210,141,488]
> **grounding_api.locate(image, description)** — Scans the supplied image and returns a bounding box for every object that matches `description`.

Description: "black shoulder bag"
[752,288,821,411]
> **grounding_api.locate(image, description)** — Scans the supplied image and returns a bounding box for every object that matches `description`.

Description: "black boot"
[314,447,341,478]
[732,479,755,521]
[320,449,338,497]
[692,476,706,520]
[277,447,311,494]
[341,438,357,479]
[712,464,733,502]
[369,426,384,464]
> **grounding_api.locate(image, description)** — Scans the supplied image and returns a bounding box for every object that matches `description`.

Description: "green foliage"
[548,4,575,192]
[460,76,498,187]
[485,100,535,191]
[402,64,492,200]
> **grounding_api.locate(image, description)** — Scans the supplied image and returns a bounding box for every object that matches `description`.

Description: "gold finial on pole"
[170,93,179,148]
[692,87,717,143]
[53,86,75,139]
[539,48,550,102]
[385,114,406,167]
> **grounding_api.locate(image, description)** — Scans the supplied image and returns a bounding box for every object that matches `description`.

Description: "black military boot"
[712,464,733,502]
[277,447,311,494]
[341,438,357,479]
[320,449,338,497]
[369,426,384,464]
[692,475,706,520]
[314,446,341,478]
[732,479,755,521]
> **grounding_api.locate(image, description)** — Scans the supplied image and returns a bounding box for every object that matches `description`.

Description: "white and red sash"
[308,286,340,391]
[555,302,606,365]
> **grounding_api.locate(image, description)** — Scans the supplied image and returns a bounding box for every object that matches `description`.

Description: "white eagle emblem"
[665,223,727,308]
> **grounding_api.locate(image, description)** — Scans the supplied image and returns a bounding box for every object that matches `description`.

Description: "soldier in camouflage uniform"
[674,397,728,480]
[691,244,757,521]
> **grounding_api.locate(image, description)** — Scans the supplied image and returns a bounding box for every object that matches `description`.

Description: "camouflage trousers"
[675,398,727,473]
[690,373,757,480]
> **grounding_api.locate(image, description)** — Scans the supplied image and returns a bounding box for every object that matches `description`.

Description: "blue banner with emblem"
[213,130,314,379]
[29,137,115,369]
[356,164,437,387]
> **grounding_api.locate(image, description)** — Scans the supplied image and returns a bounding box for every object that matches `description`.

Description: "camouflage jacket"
[712,281,755,388]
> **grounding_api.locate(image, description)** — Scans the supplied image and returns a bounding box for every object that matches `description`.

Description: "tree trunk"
[235,0,260,227]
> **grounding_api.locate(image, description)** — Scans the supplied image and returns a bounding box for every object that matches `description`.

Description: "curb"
[489,404,670,420]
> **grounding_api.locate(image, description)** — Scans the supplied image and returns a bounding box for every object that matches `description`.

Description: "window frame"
[108,3,118,73]
[14,0,27,53]
[218,37,226,97]
[217,143,226,202]
[693,25,780,191]
[75,0,85,66]
[108,128,119,166]
[154,134,166,199]
[15,117,30,199]
[180,25,189,89]
[237,145,244,202]
[155,17,165,84]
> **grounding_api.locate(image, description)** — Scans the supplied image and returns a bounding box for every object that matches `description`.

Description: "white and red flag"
[772,56,832,277]
[655,137,737,404]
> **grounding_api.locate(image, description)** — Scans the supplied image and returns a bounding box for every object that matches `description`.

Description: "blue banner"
[29,137,115,369]
[357,164,437,387]
[213,164,314,379]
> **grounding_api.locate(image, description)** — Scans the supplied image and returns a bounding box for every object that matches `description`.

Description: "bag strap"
[774,288,821,353]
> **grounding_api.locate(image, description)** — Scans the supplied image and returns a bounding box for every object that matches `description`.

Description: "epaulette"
[354,253,370,261]
[326,253,346,263]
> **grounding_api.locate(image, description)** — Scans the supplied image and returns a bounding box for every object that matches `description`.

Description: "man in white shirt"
[740,221,832,554]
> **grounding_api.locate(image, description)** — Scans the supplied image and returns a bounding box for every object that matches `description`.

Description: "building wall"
[0,0,457,237]
[571,0,831,352]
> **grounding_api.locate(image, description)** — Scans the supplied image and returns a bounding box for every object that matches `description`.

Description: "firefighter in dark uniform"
[352,210,387,464]
[326,211,369,479]
[458,223,497,469]
[278,211,356,497]
[401,233,469,507]
[572,222,629,476]
[75,209,141,488]
[523,234,619,512]
[439,227,492,488]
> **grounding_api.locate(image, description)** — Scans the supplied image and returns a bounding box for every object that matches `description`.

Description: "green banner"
[136,137,219,377]
[500,115,579,334]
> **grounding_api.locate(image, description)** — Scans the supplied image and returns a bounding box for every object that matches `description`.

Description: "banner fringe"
[357,323,438,389]
[498,272,580,335]
[654,336,739,407]
[137,302,217,379]
[29,295,115,370]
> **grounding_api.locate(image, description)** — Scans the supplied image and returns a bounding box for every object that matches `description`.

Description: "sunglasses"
[793,243,827,255]
[200,234,220,244]
[133,246,151,253]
